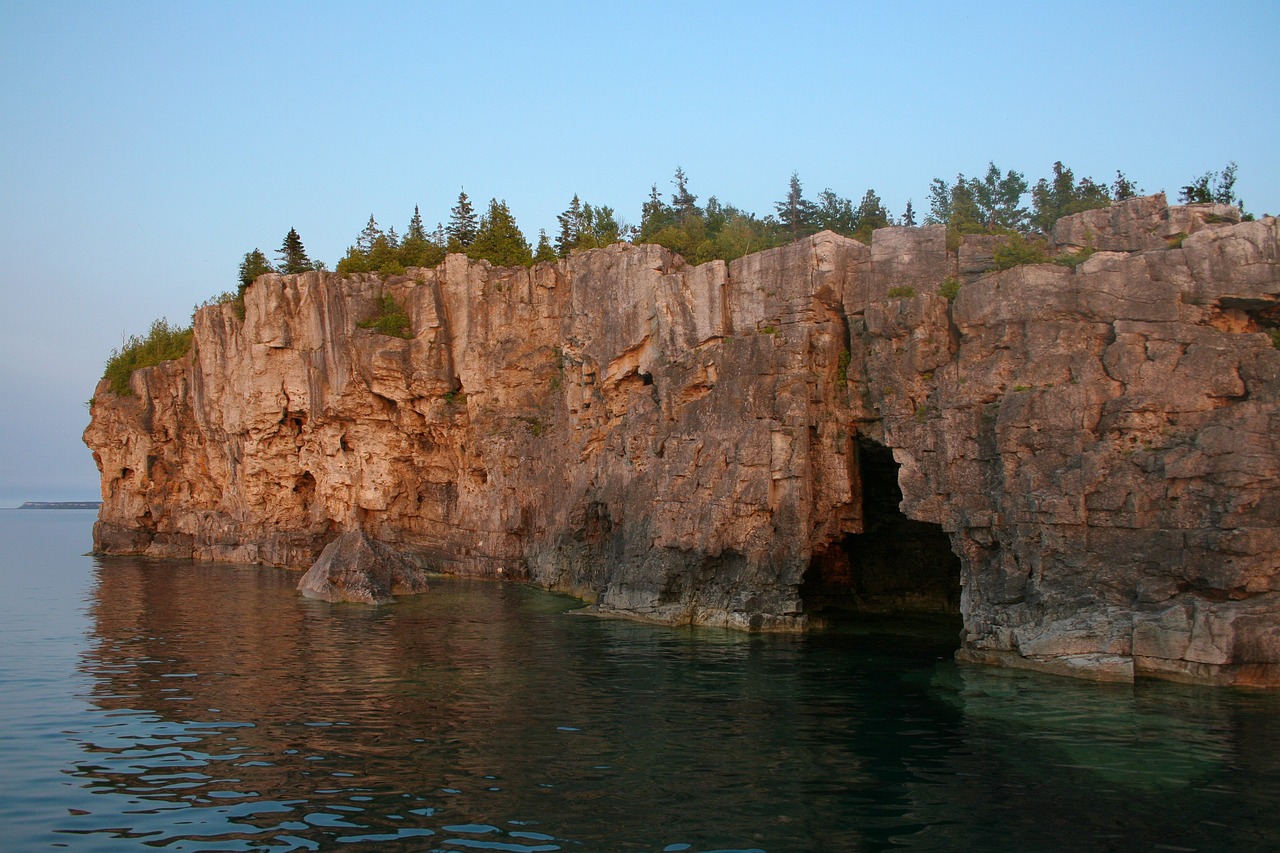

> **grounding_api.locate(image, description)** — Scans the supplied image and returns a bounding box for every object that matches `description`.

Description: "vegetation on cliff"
[102,319,194,396]
[101,161,1262,395]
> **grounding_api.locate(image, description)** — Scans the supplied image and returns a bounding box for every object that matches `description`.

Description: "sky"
[1,0,1277,506]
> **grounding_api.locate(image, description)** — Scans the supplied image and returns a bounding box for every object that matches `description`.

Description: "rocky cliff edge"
[84,195,1280,685]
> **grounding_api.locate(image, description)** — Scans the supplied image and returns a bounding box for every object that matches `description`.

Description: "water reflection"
[59,556,1280,851]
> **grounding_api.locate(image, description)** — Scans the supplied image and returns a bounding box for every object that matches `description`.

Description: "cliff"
[84,195,1280,686]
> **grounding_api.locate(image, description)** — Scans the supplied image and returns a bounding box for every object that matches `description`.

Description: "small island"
[20,501,102,510]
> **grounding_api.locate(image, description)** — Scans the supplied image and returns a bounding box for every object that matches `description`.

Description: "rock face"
[297,530,430,604]
[83,195,1280,686]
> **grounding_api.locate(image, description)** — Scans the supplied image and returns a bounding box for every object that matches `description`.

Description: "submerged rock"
[297,531,429,604]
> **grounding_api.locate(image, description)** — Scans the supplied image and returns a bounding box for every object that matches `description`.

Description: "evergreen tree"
[639,183,675,243]
[1180,161,1241,207]
[407,205,427,241]
[671,167,700,225]
[815,189,856,235]
[447,190,479,250]
[533,229,557,263]
[357,215,384,253]
[902,199,917,227]
[238,248,274,292]
[852,189,891,243]
[1112,171,1141,200]
[775,172,819,240]
[400,205,444,269]
[276,228,313,274]
[556,194,585,257]
[467,198,532,267]
[1030,161,1111,233]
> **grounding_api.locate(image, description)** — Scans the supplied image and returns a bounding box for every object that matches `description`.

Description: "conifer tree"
[356,215,383,253]
[671,167,700,225]
[238,248,274,292]
[447,191,479,250]
[556,194,585,257]
[775,172,819,240]
[534,229,557,263]
[852,189,891,243]
[407,205,427,241]
[902,199,917,227]
[467,199,532,267]
[276,228,313,274]
[1030,162,1110,233]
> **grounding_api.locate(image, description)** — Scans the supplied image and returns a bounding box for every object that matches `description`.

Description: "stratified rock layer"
[84,195,1280,685]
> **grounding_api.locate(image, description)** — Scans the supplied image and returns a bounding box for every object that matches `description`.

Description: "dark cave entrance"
[803,437,962,639]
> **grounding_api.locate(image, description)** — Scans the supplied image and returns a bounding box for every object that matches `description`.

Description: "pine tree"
[467,199,532,267]
[407,205,427,241]
[276,228,313,274]
[775,172,819,240]
[902,200,917,227]
[1112,171,1140,200]
[671,167,700,225]
[447,190,479,250]
[357,215,383,253]
[852,189,891,243]
[556,194,585,257]
[639,183,675,243]
[534,229,557,263]
[238,248,274,293]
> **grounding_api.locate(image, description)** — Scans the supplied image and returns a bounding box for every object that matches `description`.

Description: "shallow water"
[2,511,1279,851]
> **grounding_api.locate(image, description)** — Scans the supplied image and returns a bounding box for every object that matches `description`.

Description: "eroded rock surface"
[297,530,429,604]
[84,196,1280,685]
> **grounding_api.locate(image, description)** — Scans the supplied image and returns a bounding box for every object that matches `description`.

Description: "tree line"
[241,160,1252,293]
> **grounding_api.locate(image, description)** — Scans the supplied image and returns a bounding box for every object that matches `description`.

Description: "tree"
[1030,161,1111,233]
[852,189,891,243]
[533,229,557,263]
[1112,171,1140,200]
[276,228,313,274]
[447,190,479,250]
[639,183,675,243]
[356,215,384,253]
[901,199,917,227]
[238,248,274,293]
[926,164,1028,233]
[775,172,819,241]
[555,194,585,257]
[671,167,700,225]
[1180,161,1242,207]
[400,205,445,269]
[815,190,856,235]
[467,198,532,267]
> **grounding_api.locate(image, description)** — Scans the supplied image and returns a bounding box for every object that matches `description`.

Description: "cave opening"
[803,437,962,641]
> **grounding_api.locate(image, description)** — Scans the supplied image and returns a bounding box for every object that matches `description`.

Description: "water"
[2,512,1279,851]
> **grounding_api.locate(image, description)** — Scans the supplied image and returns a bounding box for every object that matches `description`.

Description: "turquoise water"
[2,511,1279,851]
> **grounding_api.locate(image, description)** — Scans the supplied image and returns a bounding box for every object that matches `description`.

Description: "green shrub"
[886,285,916,298]
[358,293,412,338]
[836,349,851,383]
[1269,328,1280,349]
[102,319,194,396]
[759,324,780,335]
[993,234,1050,270]
[1166,231,1188,248]
[938,277,961,301]
[1053,246,1096,270]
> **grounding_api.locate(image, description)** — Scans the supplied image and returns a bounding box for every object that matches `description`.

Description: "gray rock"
[297,531,429,604]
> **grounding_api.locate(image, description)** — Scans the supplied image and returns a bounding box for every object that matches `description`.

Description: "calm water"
[2,512,1279,851]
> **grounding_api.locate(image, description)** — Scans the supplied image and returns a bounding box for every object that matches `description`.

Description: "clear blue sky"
[1,0,1277,505]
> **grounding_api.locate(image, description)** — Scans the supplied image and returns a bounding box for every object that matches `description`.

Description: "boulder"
[297,531,429,604]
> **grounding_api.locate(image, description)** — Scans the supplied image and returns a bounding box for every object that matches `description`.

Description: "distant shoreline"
[16,501,102,510]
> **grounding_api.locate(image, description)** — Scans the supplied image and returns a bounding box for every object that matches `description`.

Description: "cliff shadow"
[803,437,962,642]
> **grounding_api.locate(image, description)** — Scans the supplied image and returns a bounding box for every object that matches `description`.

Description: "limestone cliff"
[84,195,1280,686]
